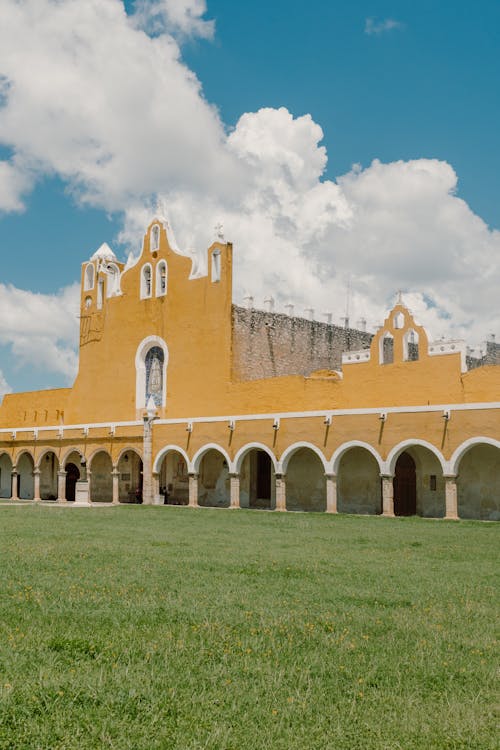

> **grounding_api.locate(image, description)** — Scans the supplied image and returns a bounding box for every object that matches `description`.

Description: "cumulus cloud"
[0,0,498,395]
[0,284,80,381]
[0,370,12,401]
[365,18,405,35]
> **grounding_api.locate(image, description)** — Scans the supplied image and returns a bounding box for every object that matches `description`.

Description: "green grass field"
[0,506,497,750]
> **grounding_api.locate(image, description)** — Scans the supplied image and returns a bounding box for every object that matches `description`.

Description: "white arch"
[105,262,121,297]
[331,441,384,475]
[135,335,168,410]
[233,442,278,473]
[87,448,113,468]
[385,439,447,475]
[116,446,143,466]
[153,444,190,474]
[192,443,232,474]
[278,442,328,474]
[61,447,85,467]
[35,448,60,469]
[449,437,500,476]
[14,449,35,468]
[0,450,13,463]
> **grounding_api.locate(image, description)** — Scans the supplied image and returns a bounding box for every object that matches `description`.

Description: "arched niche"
[197,449,230,508]
[285,447,326,512]
[38,450,59,501]
[135,336,168,410]
[337,446,382,515]
[16,452,35,500]
[157,449,189,505]
[117,449,143,503]
[89,451,113,503]
[456,444,500,520]
[0,453,12,498]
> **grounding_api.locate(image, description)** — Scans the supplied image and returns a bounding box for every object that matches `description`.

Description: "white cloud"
[0,0,497,396]
[0,370,12,401]
[365,18,405,35]
[0,283,80,381]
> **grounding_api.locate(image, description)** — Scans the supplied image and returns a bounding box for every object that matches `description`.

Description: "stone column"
[57,470,67,503]
[10,469,18,501]
[188,473,199,508]
[33,468,41,502]
[229,473,240,509]
[381,474,395,517]
[275,473,287,511]
[444,475,459,520]
[152,472,162,505]
[142,416,154,505]
[112,468,120,505]
[325,473,338,514]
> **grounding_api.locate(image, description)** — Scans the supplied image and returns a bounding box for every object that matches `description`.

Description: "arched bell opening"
[117,450,143,503]
[337,447,382,515]
[239,449,275,509]
[198,449,230,508]
[89,451,113,503]
[285,448,326,512]
[457,444,500,520]
[158,450,188,505]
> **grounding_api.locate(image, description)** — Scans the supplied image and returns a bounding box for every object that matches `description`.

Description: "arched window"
[404,329,420,361]
[135,336,168,410]
[106,262,121,297]
[211,249,221,282]
[156,261,167,296]
[84,263,95,291]
[379,332,394,364]
[140,264,152,299]
[145,347,165,407]
[151,224,160,253]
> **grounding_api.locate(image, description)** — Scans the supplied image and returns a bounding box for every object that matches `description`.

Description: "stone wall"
[232,306,373,381]
[467,340,500,370]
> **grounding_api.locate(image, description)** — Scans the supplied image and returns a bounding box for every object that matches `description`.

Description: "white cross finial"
[214,222,225,242]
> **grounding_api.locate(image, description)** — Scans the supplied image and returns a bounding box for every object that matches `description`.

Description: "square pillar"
[57,470,67,503]
[325,473,337,514]
[33,468,41,502]
[112,468,120,505]
[381,474,395,517]
[188,473,199,508]
[152,471,163,505]
[229,473,240,509]
[444,475,458,520]
[275,473,287,511]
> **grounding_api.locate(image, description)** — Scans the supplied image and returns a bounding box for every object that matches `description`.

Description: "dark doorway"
[394,452,416,516]
[249,451,272,509]
[65,463,80,502]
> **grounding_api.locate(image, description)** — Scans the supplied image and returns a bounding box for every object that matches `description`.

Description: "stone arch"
[156,260,167,297]
[116,448,143,503]
[63,450,83,502]
[196,446,231,508]
[61,447,85,467]
[135,335,168,410]
[89,450,113,503]
[279,442,328,474]
[16,451,35,500]
[336,444,383,515]
[156,447,189,505]
[454,440,500,520]
[192,443,232,474]
[387,441,446,518]
[331,441,383,475]
[37,450,59,500]
[0,452,13,498]
[235,443,278,510]
[284,446,327,512]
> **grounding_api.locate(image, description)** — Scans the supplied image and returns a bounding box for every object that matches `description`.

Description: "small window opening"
[211,249,221,283]
[151,225,160,252]
[404,329,420,361]
[97,279,104,309]
[379,332,394,364]
[156,261,167,296]
[85,296,92,309]
[393,312,404,329]
[84,264,95,291]
[141,265,152,299]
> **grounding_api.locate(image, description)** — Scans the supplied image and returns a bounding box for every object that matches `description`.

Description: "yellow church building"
[0,217,499,520]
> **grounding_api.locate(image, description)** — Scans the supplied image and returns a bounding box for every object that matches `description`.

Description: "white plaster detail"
[428,339,467,372]
[211,248,221,283]
[153,444,190,474]
[156,260,167,297]
[91,243,117,262]
[84,263,95,291]
[150,224,160,252]
[342,349,370,364]
[192,443,232,474]
[135,336,168,410]
[140,263,153,299]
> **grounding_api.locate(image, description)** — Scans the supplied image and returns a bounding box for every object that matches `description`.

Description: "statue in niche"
[148,356,162,402]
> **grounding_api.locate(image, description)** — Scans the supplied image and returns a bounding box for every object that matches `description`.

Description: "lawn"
[0,506,497,750]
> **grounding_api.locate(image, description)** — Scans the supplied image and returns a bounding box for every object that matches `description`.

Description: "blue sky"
[0,0,499,394]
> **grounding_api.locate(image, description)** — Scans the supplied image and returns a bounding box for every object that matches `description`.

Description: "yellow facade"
[1,218,499,519]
